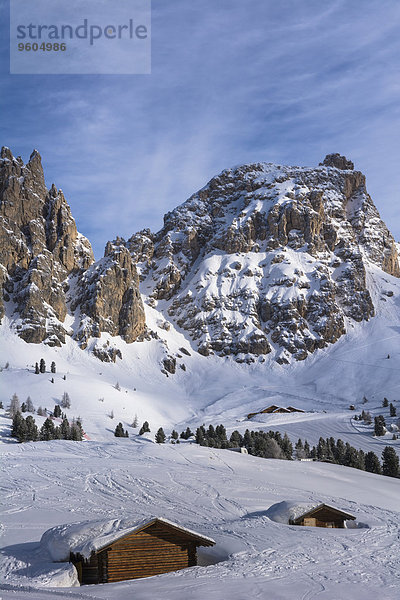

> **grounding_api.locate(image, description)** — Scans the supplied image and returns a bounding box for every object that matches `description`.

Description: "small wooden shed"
[289,504,356,528]
[69,518,215,584]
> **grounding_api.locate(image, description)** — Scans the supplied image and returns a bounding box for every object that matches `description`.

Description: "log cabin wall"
[105,523,198,582]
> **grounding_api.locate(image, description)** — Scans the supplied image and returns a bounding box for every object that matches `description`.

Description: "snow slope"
[1,439,400,599]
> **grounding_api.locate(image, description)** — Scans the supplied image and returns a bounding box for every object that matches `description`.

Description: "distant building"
[289,504,356,528]
[228,447,248,454]
[67,518,215,584]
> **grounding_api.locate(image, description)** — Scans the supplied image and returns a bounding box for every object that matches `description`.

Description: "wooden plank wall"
[106,524,197,582]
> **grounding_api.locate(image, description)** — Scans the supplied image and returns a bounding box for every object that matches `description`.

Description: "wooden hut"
[289,504,356,528]
[69,518,215,584]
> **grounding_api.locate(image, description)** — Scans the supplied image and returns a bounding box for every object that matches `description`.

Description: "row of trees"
[188,423,400,479]
[7,393,71,418]
[34,359,56,374]
[11,412,84,442]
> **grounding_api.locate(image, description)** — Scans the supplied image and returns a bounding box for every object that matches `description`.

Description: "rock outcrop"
[128,154,399,362]
[0,147,145,354]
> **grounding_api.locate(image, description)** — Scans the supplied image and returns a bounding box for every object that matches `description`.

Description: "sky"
[1,0,400,257]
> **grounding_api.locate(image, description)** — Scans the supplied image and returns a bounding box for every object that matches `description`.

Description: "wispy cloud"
[2,0,400,255]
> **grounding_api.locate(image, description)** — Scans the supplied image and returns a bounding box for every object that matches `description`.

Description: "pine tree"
[139,421,150,435]
[303,440,310,457]
[230,430,243,447]
[21,402,27,412]
[155,427,166,444]
[171,430,179,440]
[195,426,205,445]
[382,446,400,477]
[40,418,56,441]
[70,419,84,441]
[61,392,71,409]
[35,362,40,374]
[11,412,25,441]
[295,438,304,459]
[365,451,382,474]
[8,393,21,418]
[51,361,56,373]
[25,415,38,441]
[281,433,293,459]
[115,382,121,391]
[132,414,138,428]
[26,396,34,412]
[59,418,70,439]
[37,406,45,416]
[374,416,386,437]
[39,358,46,373]
[390,403,397,417]
[53,404,62,418]
[383,398,389,408]
[114,422,128,438]
[0,401,3,409]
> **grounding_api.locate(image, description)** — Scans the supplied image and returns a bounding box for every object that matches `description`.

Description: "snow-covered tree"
[61,392,71,409]
[26,396,34,413]
[8,393,21,418]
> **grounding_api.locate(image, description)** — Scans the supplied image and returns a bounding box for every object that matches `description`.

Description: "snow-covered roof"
[266,501,355,525]
[40,517,215,561]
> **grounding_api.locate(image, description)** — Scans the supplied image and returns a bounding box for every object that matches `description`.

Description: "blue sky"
[2,0,400,257]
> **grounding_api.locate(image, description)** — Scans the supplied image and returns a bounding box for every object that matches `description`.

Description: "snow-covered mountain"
[2,147,398,367]
[1,149,400,600]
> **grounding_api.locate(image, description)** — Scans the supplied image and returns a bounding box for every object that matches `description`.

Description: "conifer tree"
[374,416,386,437]
[383,397,389,408]
[8,393,21,418]
[35,362,40,374]
[26,396,34,413]
[39,358,46,373]
[21,402,27,412]
[53,404,62,418]
[155,427,166,444]
[390,403,397,417]
[61,392,71,409]
[51,361,56,373]
[365,451,382,474]
[40,418,56,441]
[382,446,400,477]
[171,429,179,440]
[139,421,150,435]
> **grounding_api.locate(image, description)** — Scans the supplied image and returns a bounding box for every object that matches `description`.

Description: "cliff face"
[128,154,399,362]
[0,147,145,353]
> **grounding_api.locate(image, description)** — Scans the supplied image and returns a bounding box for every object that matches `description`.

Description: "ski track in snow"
[1,440,400,599]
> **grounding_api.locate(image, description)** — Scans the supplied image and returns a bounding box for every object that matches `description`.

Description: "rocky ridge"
[1,148,398,365]
[0,147,145,354]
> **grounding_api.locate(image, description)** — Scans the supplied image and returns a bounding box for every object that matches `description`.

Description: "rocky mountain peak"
[320,153,354,170]
[129,157,399,362]
[0,147,145,354]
